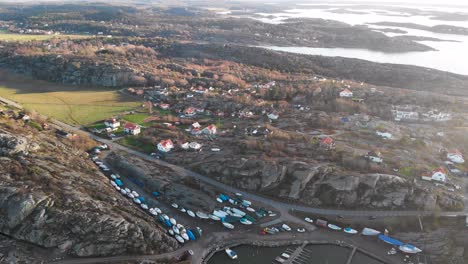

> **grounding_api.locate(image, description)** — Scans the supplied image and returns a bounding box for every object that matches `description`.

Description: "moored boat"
[361,227,381,236]
[169,218,177,225]
[246,207,255,212]
[216,197,223,203]
[181,232,189,241]
[186,230,196,241]
[327,224,342,231]
[225,248,238,259]
[222,222,235,229]
[231,208,246,217]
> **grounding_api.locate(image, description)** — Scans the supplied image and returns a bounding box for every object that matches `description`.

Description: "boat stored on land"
[378,234,404,246]
[399,244,422,254]
[209,214,221,221]
[187,210,196,218]
[240,218,252,225]
[196,211,209,219]
[175,235,185,244]
[344,227,358,234]
[225,248,238,259]
[222,222,235,229]
[328,224,342,231]
[362,227,380,236]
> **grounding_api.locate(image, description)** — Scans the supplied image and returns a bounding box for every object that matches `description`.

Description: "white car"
[297,228,306,233]
[282,224,291,232]
[133,198,142,204]
[141,204,149,210]
[304,217,313,223]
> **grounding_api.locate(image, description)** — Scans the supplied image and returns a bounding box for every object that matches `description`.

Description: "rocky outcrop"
[0,133,33,156]
[0,130,177,258]
[195,157,463,210]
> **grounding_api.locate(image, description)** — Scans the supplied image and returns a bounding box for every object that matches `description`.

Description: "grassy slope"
[0,30,87,42]
[0,85,139,125]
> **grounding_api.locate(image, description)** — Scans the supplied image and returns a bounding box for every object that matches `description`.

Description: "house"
[192,122,201,129]
[391,105,419,122]
[104,118,121,129]
[202,124,217,135]
[431,167,447,182]
[245,126,270,137]
[339,88,353,98]
[320,137,335,150]
[189,142,202,151]
[447,149,465,164]
[157,139,174,153]
[365,151,383,163]
[124,123,141,135]
[376,131,393,139]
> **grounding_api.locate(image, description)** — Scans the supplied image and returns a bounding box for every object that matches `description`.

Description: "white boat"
[240,218,252,225]
[180,207,187,213]
[246,207,255,212]
[140,204,148,210]
[120,189,127,195]
[170,218,177,225]
[131,191,139,198]
[196,211,209,219]
[181,142,189,150]
[225,248,238,260]
[187,210,196,218]
[228,198,236,204]
[343,227,358,234]
[361,227,381,236]
[171,203,179,209]
[181,232,190,241]
[222,222,235,229]
[328,224,342,231]
[172,226,180,235]
[175,235,185,244]
[154,208,162,214]
[213,210,228,218]
[304,217,313,223]
[127,193,135,199]
[189,142,202,150]
[149,209,158,216]
[297,228,306,233]
[124,188,131,193]
[216,197,223,203]
[399,244,422,254]
[209,214,221,221]
[162,214,169,220]
[115,186,121,191]
[231,208,246,217]
[168,229,174,236]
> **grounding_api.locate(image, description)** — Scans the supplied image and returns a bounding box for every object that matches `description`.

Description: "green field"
[123,113,152,125]
[117,136,155,154]
[0,73,140,125]
[0,30,87,42]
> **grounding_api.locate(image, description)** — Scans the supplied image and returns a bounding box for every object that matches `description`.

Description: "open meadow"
[0,71,140,125]
[0,30,88,42]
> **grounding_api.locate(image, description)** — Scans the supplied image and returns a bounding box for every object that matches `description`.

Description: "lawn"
[117,136,154,154]
[123,113,152,125]
[0,85,140,125]
[0,30,88,42]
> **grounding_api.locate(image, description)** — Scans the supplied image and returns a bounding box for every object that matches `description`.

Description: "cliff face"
[0,125,177,258]
[195,157,464,210]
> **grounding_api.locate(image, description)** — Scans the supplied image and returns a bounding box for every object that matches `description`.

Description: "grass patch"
[0,85,139,125]
[117,136,154,154]
[88,123,107,130]
[0,30,87,42]
[123,113,151,125]
[399,165,415,178]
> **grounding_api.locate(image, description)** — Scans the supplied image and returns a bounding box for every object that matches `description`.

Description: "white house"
[124,123,141,135]
[339,88,353,98]
[157,139,174,153]
[447,149,465,164]
[376,131,392,139]
[105,118,120,129]
[365,151,383,163]
[431,167,447,182]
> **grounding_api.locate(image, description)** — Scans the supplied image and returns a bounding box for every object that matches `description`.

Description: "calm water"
[251,3,468,75]
[207,244,383,264]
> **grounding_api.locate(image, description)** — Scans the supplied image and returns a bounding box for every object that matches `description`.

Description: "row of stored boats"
[304,217,422,254]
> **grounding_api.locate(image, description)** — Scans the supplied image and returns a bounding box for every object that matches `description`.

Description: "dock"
[276,242,313,264]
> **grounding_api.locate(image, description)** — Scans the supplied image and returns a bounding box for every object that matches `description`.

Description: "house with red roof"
[431,167,447,182]
[157,139,174,153]
[124,123,141,135]
[184,107,196,117]
[159,103,170,110]
[339,88,353,98]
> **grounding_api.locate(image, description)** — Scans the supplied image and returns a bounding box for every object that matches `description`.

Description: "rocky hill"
[0,117,177,261]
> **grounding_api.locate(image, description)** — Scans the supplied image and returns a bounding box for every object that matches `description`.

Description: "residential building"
[320,137,335,150]
[431,167,447,182]
[104,118,121,129]
[124,123,141,135]
[339,88,353,98]
[157,139,174,153]
[202,124,217,135]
